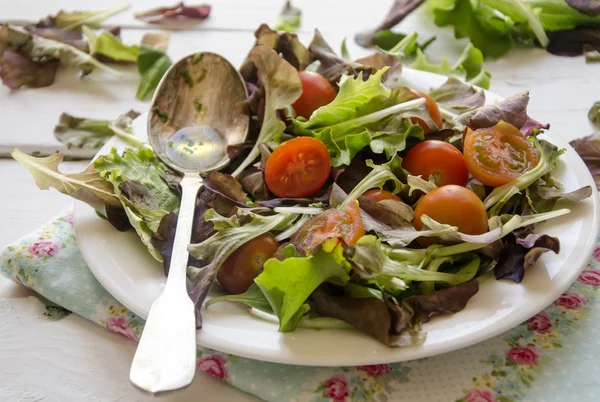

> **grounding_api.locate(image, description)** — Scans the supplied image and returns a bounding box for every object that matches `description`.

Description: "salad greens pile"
[357,0,600,60]
[13,23,594,347]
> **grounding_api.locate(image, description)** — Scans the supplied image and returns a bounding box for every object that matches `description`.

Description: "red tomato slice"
[291,201,365,254]
[265,137,332,198]
[463,121,539,187]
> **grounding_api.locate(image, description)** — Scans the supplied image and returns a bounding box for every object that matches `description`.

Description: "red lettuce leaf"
[494,233,560,283]
[0,50,59,89]
[570,132,600,187]
[135,2,211,24]
[355,0,426,47]
[566,0,600,17]
[547,27,600,56]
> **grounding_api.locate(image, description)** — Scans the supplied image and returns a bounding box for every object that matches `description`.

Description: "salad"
[13,24,593,347]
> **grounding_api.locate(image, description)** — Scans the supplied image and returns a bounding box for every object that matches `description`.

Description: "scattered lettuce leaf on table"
[134,2,211,24]
[410,43,491,89]
[11,148,121,216]
[54,110,140,150]
[136,45,172,100]
[0,50,58,89]
[0,25,119,76]
[570,132,600,187]
[273,0,301,33]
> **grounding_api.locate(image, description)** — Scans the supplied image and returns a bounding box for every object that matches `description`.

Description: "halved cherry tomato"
[291,201,364,253]
[292,71,337,119]
[362,189,402,203]
[265,137,331,198]
[402,140,469,187]
[463,121,539,187]
[217,233,279,294]
[409,89,443,134]
[414,185,488,247]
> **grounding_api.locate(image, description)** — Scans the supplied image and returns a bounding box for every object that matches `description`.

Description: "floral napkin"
[2,210,600,402]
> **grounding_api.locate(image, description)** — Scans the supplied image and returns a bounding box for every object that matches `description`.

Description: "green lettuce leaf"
[292,69,428,166]
[273,0,301,33]
[54,110,140,150]
[187,209,298,327]
[87,29,139,62]
[232,46,302,176]
[255,241,351,332]
[136,45,172,100]
[205,283,273,313]
[347,235,479,294]
[339,155,407,209]
[409,43,491,89]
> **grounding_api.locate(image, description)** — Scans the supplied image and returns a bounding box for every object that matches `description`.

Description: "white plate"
[74,69,600,366]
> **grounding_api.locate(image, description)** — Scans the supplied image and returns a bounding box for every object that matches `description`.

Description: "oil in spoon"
[165,125,227,171]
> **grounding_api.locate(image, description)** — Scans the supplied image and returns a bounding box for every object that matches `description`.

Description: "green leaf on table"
[54,110,140,150]
[589,101,600,127]
[11,148,121,215]
[136,45,172,100]
[273,0,301,33]
[255,241,351,332]
[373,30,435,55]
[232,46,302,176]
[0,25,119,76]
[87,29,139,62]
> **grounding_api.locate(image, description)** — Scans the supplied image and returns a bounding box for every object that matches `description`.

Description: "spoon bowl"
[148,52,249,174]
[130,52,249,394]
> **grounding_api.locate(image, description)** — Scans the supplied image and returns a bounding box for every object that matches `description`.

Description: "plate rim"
[74,68,600,366]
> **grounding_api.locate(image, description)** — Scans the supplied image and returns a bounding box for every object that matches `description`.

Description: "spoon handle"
[130,175,203,393]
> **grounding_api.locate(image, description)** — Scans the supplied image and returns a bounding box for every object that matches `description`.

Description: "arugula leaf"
[0,25,119,76]
[340,156,407,209]
[232,46,302,176]
[347,235,479,294]
[11,148,121,215]
[187,209,298,327]
[410,43,491,89]
[526,182,592,213]
[136,45,172,100]
[255,243,351,332]
[205,283,273,313]
[273,0,301,33]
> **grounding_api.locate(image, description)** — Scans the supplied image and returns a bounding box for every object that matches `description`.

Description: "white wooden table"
[1,1,598,400]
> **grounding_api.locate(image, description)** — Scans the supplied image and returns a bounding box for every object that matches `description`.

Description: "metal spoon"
[129,52,249,393]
